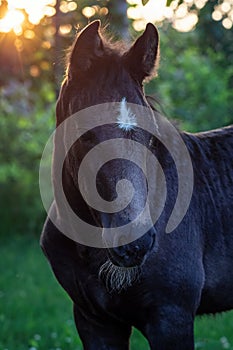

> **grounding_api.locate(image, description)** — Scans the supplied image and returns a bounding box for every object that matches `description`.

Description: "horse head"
[55,21,160,287]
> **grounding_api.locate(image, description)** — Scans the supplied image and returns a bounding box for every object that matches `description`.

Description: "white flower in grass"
[220,336,230,349]
[34,334,41,341]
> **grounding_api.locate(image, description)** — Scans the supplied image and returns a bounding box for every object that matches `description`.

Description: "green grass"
[0,234,233,350]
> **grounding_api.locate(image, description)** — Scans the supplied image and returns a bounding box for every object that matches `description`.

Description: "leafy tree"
[0,0,233,235]
[146,26,233,132]
[0,79,55,234]
[196,0,233,70]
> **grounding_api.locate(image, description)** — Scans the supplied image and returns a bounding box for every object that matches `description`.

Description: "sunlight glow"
[82,6,96,18]
[212,0,233,28]
[194,0,208,9]
[0,0,56,34]
[222,17,233,28]
[221,2,231,13]
[173,12,198,31]
[60,1,69,13]
[128,0,232,31]
[212,10,223,21]
[1,0,232,36]
[24,29,35,39]
[0,9,24,33]
[59,24,72,35]
[30,65,40,77]
[127,0,199,32]
[127,0,167,27]
[99,7,109,16]
[170,0,179,10]
[14,38,23,51]
[176,4,188,18]
[41,40,51,49]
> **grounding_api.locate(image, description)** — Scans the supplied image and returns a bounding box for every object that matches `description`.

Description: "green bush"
[0,80,55,235]
[146,28,233,132]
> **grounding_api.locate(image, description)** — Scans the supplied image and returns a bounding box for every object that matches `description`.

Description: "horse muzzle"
[104,226,156,268]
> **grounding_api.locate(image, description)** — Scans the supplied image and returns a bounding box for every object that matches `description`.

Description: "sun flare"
[0,0,56,34]
[0,0,232,36]
[0,9,24,33]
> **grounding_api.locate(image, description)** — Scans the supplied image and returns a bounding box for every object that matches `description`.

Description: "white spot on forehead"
[117,98,137,131]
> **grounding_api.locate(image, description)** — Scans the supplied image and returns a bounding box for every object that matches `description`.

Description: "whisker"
[99,259,141,293]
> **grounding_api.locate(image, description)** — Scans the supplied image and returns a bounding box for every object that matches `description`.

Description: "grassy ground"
[1,234,233,350]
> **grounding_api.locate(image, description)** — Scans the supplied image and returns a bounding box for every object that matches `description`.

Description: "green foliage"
[0,80,55,235]
[0,3,233,349]
[196,0,233,69]
[146,27,233,132]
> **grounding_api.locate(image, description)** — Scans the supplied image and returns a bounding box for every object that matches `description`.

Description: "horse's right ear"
[124,23,159,82]
[68,20,103,77]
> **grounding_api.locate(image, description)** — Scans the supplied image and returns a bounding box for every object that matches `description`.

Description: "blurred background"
[0,0,233,349]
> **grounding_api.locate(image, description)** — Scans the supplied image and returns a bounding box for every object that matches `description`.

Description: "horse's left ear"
[124,23,159,82]
[68,20,103,78]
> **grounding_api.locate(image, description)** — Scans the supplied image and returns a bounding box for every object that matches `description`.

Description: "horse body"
[41,20,233,349]
[189,127,233,314]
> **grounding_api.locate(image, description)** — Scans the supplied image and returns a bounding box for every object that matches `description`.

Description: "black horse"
[41,20,233,349]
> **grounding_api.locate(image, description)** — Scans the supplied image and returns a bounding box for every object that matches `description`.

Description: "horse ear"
[68,20,103,77]
[124,23,159,82]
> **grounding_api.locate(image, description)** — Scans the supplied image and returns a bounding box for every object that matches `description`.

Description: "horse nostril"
[113,247,125,257]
